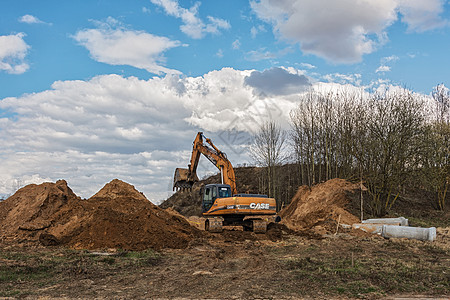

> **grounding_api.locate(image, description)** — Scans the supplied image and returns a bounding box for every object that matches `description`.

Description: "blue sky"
[1,0,449,201]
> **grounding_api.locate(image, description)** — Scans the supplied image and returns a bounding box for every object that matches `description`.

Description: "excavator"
[173,132,280,233]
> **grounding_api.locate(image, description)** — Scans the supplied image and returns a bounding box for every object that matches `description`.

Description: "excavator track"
[252,219,267,233]
[205,217,223,233]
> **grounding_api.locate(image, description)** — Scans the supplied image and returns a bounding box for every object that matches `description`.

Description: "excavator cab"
[202,184,232,213]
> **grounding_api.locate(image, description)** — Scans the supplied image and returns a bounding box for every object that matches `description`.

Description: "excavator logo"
[250,203,270,210]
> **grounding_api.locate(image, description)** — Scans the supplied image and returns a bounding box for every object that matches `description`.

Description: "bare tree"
[290,89,365,185]
[359,89,426,215]
[290,91,320,185]
[249,120,287,210]
[420,84,450,210]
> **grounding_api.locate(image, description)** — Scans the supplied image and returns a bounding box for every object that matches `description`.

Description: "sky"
[1,0,449,202]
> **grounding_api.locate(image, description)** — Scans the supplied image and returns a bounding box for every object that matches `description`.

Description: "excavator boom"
[173,132,237,194]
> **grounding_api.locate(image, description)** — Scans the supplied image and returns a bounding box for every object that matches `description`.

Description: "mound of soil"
[0,180,80,239]
[0,179,202,250]
[279,178,361,234]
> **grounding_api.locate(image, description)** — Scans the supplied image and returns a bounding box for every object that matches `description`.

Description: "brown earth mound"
[279,178,361,234]
[0,179,202,250]
[0,180,80,239]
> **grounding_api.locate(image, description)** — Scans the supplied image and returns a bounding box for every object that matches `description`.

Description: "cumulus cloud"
[0,73,196,200]
[73,17,182,74]
[18,14,50,25]
[0,33,30,74]
[397,0,448,32]
[4,66,396,201]
[250,0,447,63]
[150,0,230,39]
[0,68,316,201]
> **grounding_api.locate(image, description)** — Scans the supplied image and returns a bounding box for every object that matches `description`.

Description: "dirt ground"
[1,227,449,299]
[0,178,448,299]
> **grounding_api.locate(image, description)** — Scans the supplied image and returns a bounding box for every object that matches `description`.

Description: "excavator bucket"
[173,168,198,191]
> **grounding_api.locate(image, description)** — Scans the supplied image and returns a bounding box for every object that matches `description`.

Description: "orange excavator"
[173,132,280,233]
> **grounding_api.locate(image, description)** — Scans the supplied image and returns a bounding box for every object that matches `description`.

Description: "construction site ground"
[1,227,449,299]
[0,176,449,299]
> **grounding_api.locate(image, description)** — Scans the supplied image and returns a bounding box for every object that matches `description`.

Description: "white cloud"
[150,0,230,39]
[250,0,447,63]
[376,55,399,73]
[376,65,391,73]
[300,62,316,69]
[0,68,307,201]
[381,55,399,64]
[323,73,362,86]
[245,49,276,61]
[250,26,258,38]
[396,0,448,32]
[206,16,231,34]
[0,33,30,74]
[232,39,240,49]
[2,66,425,202]
[250,24,266,39]
[0,73,194,200]
[73,17,182,74]
[18,14,50,25]
[216,49,224,58]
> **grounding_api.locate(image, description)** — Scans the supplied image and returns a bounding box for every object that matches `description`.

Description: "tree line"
[250,85,449,215]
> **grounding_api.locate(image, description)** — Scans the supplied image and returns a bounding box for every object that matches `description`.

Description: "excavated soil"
[163,175,361,237]
[0,179,202,250]
[279,178,361,234]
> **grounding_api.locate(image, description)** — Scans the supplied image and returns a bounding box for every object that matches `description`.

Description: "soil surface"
[0,177,448,299]
[279,179,362,235]
[0,179,202,250]
[0,228,448,299]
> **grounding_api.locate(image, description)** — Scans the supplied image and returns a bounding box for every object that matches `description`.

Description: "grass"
[0,247,163,297]
[122,249,162,266]
[282,252,448,297]
[407,212,449,228]
[0,238,448,298]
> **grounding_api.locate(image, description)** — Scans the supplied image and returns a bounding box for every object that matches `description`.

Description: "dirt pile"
[279,178,361,234]
[0,179,202,250]
[0,180,80,238]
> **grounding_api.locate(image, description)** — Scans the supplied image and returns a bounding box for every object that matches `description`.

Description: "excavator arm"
[173,132,237,195]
